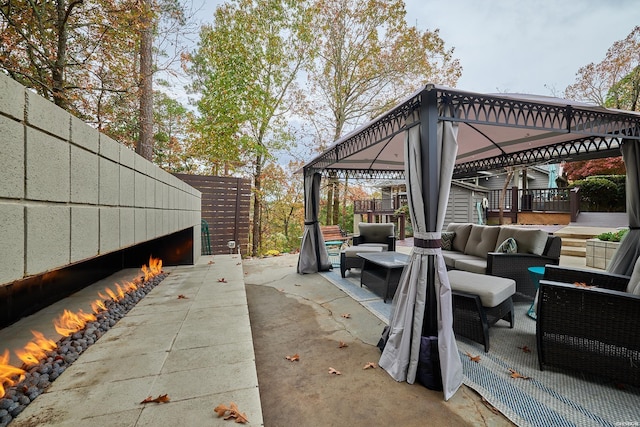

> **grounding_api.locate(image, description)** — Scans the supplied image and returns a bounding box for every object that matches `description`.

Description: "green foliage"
[596,229,629,242]
[571,176,626,212]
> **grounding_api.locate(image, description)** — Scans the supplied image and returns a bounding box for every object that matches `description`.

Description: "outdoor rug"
[321,269,640,427]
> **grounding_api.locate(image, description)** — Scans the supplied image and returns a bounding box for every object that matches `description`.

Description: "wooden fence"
[174,174,251,256]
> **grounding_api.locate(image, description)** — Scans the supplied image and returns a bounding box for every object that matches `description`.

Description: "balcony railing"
[354,196,407,214]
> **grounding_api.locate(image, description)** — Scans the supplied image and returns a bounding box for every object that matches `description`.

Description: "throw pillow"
[496,237,518,254]
[441,232,455,251]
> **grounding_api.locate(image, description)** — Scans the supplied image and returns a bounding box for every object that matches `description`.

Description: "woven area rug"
[320,269,640,427]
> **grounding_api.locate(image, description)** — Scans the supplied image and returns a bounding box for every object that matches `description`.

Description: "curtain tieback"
[304,221,318,225]
[414,238,441,249]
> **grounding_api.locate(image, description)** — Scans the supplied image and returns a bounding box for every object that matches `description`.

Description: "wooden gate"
[174,174,251,256]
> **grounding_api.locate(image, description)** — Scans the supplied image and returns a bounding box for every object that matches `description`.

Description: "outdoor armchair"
[536,263,640,387]
[352,223,396,251]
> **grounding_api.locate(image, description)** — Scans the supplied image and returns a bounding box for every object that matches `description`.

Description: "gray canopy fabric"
[299,84,640,398]
[608,140,640,276]
[379,122,462,400]
[297,172,332,274]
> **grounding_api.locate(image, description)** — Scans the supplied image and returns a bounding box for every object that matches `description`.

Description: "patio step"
[561,246,586,257]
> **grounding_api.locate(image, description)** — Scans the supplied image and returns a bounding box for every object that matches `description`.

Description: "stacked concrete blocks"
[0,73,201,287]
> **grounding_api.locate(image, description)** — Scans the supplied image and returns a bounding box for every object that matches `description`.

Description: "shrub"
[596,229,629,242]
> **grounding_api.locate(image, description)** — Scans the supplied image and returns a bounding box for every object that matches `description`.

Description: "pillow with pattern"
[441,231,455,251]
[496,237,518,254]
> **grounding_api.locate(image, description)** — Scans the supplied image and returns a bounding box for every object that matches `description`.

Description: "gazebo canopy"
[304,84,640,179]
[298,84,640,401]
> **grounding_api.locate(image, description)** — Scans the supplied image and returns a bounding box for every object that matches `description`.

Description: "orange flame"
[0,349,26,398]
[142,257,163,281]
[54,309,97,337]
[15,331,58,367]
[1,257,164,398]
[91,299,107,313]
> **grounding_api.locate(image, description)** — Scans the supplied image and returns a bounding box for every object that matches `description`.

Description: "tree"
[186,0,314,256]
[305,0,461,224]
[153,90,197,173]
[565,26,640,111]
[562,157,626,180]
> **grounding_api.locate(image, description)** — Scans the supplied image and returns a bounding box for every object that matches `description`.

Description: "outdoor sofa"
[536,262,640,387]
[442,223,562,301]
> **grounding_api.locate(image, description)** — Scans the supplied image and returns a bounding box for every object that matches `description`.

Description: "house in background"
[353,165,561,237]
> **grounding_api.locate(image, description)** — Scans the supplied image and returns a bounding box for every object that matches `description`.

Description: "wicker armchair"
[340,223,396,277]
[536,264,640,386]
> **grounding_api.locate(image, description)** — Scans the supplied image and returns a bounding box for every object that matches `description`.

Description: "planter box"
[586,239,620,270]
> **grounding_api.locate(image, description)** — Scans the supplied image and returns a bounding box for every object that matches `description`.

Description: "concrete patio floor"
[2,223,617,426]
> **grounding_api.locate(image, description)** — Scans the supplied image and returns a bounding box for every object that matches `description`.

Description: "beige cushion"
[464,225,500,259]
[342,246,383,258]
[442,251,480,269]
[448,270,515,307]
[446,223,472,253]
[626,256,640,295]
[496,227,548,255]
[357,242,389,251]
[454,258,487,274]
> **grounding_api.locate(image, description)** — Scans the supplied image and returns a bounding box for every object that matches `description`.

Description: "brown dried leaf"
[218,278,228,283]
[338,341,348,348]
[573,281,595,288]
[208,260,215,265]
[518,345,531,353]
[328,367,341,375]
[214,402,249,424]
[285,353,300,362]
[341,313,351,319]
[465,352,481,363]
[363,362,377,370]
[509,368,531,380]
[177,294,188,299]
[140,394,170,404]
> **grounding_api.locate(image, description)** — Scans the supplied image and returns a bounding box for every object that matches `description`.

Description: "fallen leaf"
[294,284,301,287]
[481,397,500,415]
[285,353,300,362]
[218,278,227,283]
[363,362,377,370]
[465,352,481,363]
[328,367,341,375]
[140,394,170,404]
[341,313,351,319]
[214,402,249,424]
[208,260,215,265]
[518,345,531,353]
[509,368,531,380]
[236,262,241,265]
[338,341,348,348]
[573,281,595,288]
[177,294,188,299]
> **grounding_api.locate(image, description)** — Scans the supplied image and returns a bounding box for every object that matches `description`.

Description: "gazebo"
[297,84,640,400]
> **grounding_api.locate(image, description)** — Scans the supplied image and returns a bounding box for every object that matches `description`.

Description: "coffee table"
[358,252,409,302]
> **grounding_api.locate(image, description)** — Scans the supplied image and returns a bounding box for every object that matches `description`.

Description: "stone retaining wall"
[0,73,201,287]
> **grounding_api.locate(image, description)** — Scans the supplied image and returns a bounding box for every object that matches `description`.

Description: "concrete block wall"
[0,73,201,287]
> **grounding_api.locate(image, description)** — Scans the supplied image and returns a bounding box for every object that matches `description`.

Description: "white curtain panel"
[379,122,463,400]
[608,141,640,276]
[297,172,331,274]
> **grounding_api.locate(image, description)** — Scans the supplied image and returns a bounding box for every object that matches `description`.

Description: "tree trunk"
[136,0,154,161]
[252,154,263,256]
[52,0,68,108]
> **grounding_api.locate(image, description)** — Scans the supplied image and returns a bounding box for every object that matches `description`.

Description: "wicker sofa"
[536,263,640,387]
[442,223,562,301]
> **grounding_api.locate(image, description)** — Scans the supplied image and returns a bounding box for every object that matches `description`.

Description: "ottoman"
[340,246,383,277]
[447,270,516,352]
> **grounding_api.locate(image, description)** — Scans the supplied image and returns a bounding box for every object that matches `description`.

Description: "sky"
[191,0,640,97]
